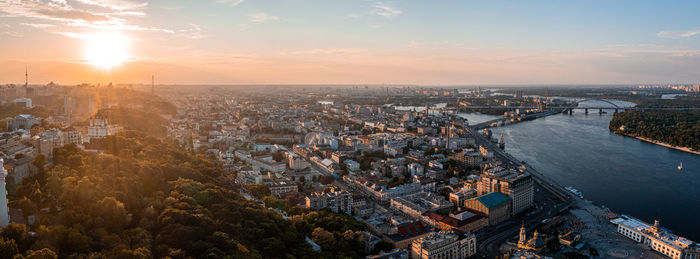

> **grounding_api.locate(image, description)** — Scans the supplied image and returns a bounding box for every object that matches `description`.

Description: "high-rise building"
[0,159,10,227]
[515,90,524,99]
[477,167,534,215]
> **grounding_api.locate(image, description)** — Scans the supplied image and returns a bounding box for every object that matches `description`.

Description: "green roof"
[476,192,510,209]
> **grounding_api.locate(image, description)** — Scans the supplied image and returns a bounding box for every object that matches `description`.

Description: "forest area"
[609,110,700,151]
[3,96,376,258]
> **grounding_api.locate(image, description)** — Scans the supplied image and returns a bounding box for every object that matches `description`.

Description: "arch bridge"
[563,98,624,114]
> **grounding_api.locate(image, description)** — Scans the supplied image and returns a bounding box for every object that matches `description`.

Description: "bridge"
[470,109,563,130]
[456,98,700,116]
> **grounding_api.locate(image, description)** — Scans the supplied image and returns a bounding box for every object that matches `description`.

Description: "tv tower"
[24,65,28,87]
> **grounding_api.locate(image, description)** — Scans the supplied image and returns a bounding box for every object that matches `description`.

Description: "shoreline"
[619,133,700,156]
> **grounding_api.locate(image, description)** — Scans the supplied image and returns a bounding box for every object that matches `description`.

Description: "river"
[459,101,700,241]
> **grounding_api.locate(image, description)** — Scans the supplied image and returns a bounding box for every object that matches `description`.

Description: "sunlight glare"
[83,33,131,69]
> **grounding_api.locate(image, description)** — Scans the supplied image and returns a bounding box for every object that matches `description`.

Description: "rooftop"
[475,192,510,209]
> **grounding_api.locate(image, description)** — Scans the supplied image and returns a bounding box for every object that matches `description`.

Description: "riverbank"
[618,133,700,156]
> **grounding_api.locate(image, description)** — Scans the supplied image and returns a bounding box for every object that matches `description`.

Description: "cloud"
[0,0,171,36]
[215,0,244,7]
[280,48,368,56]
[373,2,402,18]
[657,29,700,38]
[249,13,278,23]
[73,0,148,11]
[178,23,211,40]
[20,23,56,28]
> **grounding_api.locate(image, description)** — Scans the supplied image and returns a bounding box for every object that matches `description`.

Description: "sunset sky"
[1,0,699,85]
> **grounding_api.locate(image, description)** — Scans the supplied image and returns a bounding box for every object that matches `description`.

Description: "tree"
[1,224,28,250]
[272,151,286,162]
[311,228,335,248]
[246,184,271,199]
[0,238,19,259]
[32,154,47,175]
[319,175,335,185]
[372,240,394,254]
[546,237,561,253]
[24,248,57,259]
[114,248,151,259]
[16,198,37,225]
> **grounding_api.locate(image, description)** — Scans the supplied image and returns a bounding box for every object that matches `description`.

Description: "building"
[477,167,533,215]
[237,169,262,185]
[440,211,488,233]
[14,98,32,108]
[408,163,424,176]
[287,152,310,170]
[614,217,700,259]
[517,224,545,252]
[464,192,511,226]
[88,117,111,139]
[268,181,298,197]
[453,149,483,167]
[0,159,9,227]
[306,189,353,215]
[391,197,427,219]
[410,230,476,259]
[345,160,361,172]
[250,155,286,173]
[36,128,83,158]
[6,114,41,131]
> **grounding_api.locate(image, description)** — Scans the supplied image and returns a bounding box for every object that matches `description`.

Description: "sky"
[1,0,700,85]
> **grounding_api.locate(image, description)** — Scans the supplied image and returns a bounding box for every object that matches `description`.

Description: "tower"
[24,65,28,88]
[0,159,9,227]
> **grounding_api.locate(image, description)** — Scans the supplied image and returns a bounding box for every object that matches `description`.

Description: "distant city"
[1,80,699,258]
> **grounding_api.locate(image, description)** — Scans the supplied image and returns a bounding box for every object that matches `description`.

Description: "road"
[467,126,576,257]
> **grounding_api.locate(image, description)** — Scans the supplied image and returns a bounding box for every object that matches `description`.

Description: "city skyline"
[1,0,700,85]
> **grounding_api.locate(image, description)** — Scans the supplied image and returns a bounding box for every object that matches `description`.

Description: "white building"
[345,160,360,172]
[614,216,700,259]
[6,114,40,131]
[410,230,477,259]
[88,117,111,139]
[0,159,9,227]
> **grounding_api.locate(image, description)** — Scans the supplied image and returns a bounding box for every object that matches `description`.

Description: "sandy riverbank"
[621,134,700,156]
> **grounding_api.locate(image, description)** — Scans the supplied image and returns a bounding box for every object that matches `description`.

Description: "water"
[661,94,688,99]
[488,104,700,240]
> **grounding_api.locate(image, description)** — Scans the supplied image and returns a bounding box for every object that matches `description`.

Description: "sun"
[83,33,131,69]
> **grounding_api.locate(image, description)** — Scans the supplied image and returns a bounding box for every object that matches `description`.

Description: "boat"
[678,162,683,171]
[564,186,584,199]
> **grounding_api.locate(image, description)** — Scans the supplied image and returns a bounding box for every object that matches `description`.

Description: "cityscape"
[1,1,700,259]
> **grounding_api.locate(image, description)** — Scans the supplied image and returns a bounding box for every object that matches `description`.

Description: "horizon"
[2,0,700,85]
